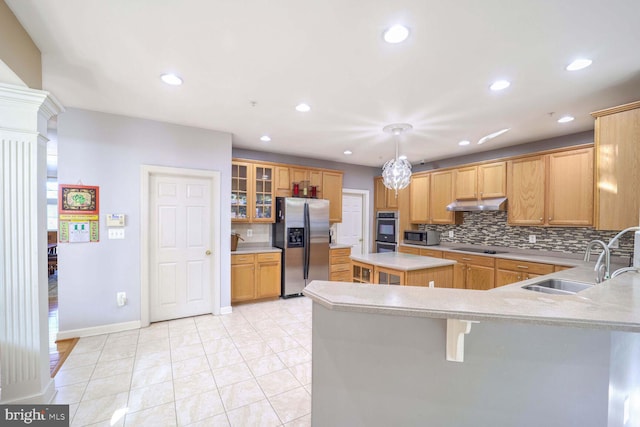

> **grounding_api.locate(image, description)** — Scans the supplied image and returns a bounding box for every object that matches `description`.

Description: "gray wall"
[413,130,593,172]
[57,108,232,332]
[312,304,614,427]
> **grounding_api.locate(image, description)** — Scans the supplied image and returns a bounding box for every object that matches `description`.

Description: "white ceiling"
[7,0,640,167]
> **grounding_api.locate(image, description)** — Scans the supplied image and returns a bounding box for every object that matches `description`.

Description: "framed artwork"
[58,184,100,215]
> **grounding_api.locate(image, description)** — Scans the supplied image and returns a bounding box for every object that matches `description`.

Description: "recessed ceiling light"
[458,140,471,146]
[295,103,311,112]
[160,73,183,86]
[343,150,353,155]
[557,115,575,123]
[478,128,510,145]
[383,25,410,44]
[260,135,271,142]
[490,80,511,91]
[566,59,592,71]
[398,155,407,160]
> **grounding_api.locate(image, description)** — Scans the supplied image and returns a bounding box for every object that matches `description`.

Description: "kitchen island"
[304,267,640,427]
[349,252,456,287]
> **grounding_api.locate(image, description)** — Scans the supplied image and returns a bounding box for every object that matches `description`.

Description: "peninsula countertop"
[350,252,456,271]
[303,266,640,332]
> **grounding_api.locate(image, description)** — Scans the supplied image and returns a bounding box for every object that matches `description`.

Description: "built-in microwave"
[403,230,441,246]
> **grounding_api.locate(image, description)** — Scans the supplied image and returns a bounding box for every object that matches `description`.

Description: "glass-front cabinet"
[253,165,274,222]
[375,267,404,285]
[231,162,250,222]
[232,161,275,223]
[352,261,373,284]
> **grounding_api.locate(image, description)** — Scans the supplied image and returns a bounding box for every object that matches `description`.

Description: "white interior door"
[150,173,213,322]
[338,193,364,255]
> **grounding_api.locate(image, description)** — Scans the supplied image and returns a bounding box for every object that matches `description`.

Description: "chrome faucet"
[583,240,610,283]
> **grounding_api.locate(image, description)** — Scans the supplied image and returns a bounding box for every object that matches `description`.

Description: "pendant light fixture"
[381,123,413,195]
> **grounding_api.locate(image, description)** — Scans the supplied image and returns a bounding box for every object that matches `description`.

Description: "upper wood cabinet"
[233,158,344,223]
[275,167,291,197]
[409,174,430,223]
[430,170,458,224]
[232,161,275,223]
[478,162,507,198]
[507,148,593,227]
[547,148,593,226]
[454,162,506,200]
[507,156,546,226]
[322,171,343,223]
[408,171,460,225]
[374,177,399,210]
[592,101,640,230]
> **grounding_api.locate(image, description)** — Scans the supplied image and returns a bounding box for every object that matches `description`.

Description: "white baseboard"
[57,320,142,340]
[220,306,233,315]
[0,379,56,404]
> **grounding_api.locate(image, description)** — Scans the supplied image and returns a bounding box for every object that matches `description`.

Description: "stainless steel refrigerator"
[273,197,330,298]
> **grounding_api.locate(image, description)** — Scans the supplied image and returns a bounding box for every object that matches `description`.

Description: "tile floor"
[53,297,313,426]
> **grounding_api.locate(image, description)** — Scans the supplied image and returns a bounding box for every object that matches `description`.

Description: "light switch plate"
[108,229,125,239]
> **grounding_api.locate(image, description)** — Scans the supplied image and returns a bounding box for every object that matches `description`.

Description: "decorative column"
[0,83,64,403]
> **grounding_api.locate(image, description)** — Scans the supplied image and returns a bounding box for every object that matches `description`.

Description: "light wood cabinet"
[330,247,352,282]
[430,170,459,224]
[398,245,420,255]
[592,101,640,230]
[231,162,274,223]
[231,252,281,303]
[291,168,323,198]
[409,171,460,225]
[547,148,593,226]
[374,266,404,285]
[444,252,495,290]
[352,261,373,284]
[323,171,343,223]
[495,258,555,287]
[398,246,444,258]
[454,166,478,200]
[231,254,256,302]
[275,167,291,197]
[409,174,430,223]
[508,148,593,227]
[455,162,506,200]
[374,177,399,210]
[507,156,546,226]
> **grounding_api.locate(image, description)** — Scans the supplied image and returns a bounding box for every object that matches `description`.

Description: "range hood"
[446,197,507,212]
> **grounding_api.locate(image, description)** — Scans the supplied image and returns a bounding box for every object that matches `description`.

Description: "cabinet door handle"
[548,217,552,221]
[462,257,472,261]
[517,265,529,269]
[517,275,522,280]
[539,217,543,222]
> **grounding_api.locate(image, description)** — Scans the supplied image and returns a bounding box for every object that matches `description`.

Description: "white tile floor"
[54,297,313,427]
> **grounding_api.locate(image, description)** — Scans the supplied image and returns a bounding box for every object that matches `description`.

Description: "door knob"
[205,250,212,255]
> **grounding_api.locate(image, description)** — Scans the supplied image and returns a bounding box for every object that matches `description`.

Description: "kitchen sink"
[522,279,594,295]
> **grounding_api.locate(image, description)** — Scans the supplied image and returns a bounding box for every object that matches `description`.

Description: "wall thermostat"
[106,213,126,227]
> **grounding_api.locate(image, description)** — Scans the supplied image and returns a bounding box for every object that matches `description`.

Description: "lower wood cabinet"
[231,252,281,304]
[444,252,495,290]
[398,246,443,258]
[330,247,352,281]
[351,261,453,288]
[494,258,554,287]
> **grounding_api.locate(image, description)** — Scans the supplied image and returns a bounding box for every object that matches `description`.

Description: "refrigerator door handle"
[303,202,310,279]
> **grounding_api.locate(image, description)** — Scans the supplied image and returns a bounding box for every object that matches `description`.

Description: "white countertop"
[303,267,640,332]
[399,243,613,267]
[350,252,456,271]
[330,243,352,250]
[232,245,281,254]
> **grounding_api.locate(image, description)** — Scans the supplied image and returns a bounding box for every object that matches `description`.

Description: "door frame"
[140,165,221,327]
[336,188,370,255]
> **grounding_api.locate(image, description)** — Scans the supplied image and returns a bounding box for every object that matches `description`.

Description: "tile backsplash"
[232,223,271,244]
[419,211,634,260]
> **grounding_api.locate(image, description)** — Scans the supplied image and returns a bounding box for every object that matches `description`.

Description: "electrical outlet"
[529,235,536,244]
[429,281,435,288]
[117,292,127,307]
[448,230,454,238]
[108,228,125,239]
[247,229,253,237]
